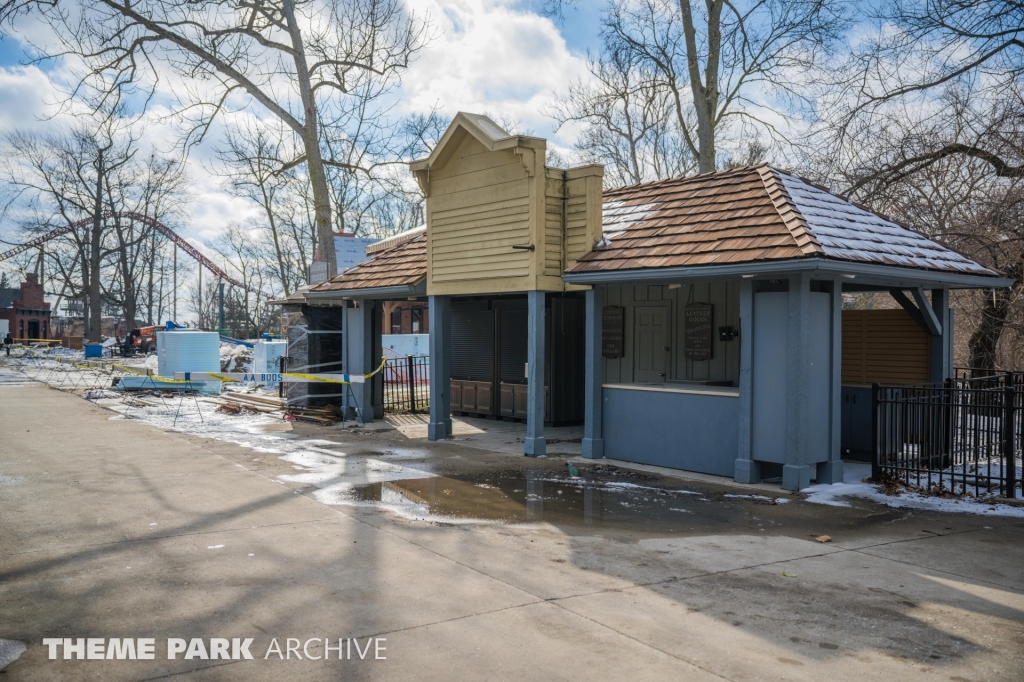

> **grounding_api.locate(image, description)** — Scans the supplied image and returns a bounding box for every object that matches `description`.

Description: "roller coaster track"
[0,211,262,295]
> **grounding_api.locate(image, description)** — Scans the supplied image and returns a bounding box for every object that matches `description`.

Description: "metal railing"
[382,355,430,414]
[874,377,1022,499]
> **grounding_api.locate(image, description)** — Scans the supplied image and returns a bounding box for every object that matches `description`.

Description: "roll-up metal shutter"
[499,309,528,383]
[452,309,494,381]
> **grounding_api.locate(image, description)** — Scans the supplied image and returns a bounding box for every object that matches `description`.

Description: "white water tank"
[156,331,220,378]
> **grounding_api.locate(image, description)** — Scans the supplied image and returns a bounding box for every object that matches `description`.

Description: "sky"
[0,0,877,321]
[0,0,605,257]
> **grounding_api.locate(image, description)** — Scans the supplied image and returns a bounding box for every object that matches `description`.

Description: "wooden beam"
[912,287,942,336]
[889,289,941,336]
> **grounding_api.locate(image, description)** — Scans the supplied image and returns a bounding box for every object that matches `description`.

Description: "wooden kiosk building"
[296,114,1010,490]
[563,165,1009,489]
[302,113,603,451]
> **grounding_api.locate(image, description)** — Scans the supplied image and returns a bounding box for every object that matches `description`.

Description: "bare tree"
[215,123,294,295]
[549,48,696,186]
[0,0,428,279]
[595,0,846,173]
[3,123,188,336]
[804,1,1024,369]
[805,91,1024,371]
[2,125,139,340]
[214,106,446,297]
[212,223,275,336]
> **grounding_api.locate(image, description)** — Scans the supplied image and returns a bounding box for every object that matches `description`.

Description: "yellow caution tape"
[275,355,387,384]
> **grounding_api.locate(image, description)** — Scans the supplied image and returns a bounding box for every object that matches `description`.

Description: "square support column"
[428,295,451,441]
[371,302,384,419]
[734,278,759,483]
[344,300,374,424]
[525,290,546,457]
[817,278,845,485]
[930,288,952,383]
[582,287,604,459]
[783,273,812,491]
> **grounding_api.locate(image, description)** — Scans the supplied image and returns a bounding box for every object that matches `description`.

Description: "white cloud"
[401,0,588,148]
[0,64,62,131]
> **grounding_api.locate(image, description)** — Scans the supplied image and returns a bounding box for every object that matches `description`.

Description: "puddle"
[342,467,790,529]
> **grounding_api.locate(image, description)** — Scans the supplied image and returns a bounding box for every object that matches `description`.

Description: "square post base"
[582,438,603,459]
[816,460,844,485]
[524,436,546,457]
[782,464,812,491]
[427,421,447,441]
[734,459,761,484]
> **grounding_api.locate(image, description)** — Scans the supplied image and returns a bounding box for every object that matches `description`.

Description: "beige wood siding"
[428,135,532,285]
[565,167,603,267]
[416,115,604,296]
[544,171,565,276]
[841,309,930,385]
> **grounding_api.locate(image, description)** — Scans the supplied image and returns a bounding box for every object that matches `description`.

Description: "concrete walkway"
[1,381,1023,681]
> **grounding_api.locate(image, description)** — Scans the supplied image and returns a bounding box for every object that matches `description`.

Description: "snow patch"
[803,462,1024,517]
[0,639,26,670]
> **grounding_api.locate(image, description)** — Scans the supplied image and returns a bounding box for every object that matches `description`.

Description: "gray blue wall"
[602,386,739,476]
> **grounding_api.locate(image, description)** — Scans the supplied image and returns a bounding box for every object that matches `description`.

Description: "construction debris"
[288,403,342,425]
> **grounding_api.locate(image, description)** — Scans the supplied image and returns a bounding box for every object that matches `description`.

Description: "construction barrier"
[174,356,388,385]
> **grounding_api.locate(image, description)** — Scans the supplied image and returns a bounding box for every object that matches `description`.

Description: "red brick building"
[382,300,429,335]
[0,274,52,341]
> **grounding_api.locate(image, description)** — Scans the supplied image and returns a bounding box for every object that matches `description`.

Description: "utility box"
[253,340,287,384]
[156,331,220,378]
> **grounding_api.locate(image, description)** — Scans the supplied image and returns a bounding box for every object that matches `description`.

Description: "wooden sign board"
[602,306,624,358]
[684,304,713,360]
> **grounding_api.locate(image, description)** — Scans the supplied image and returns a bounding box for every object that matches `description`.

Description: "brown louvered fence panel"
[842,309,930,385]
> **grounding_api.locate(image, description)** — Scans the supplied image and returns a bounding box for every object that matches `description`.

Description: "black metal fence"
[874,374,1023,499]
[382,355,430,414]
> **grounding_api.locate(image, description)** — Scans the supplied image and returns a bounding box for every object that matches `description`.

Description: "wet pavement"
[3,370,1024,681]
[348,465,789,531]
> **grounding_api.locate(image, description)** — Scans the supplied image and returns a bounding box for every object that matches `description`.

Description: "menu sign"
[602,306,624,358]
[684,304,713,360]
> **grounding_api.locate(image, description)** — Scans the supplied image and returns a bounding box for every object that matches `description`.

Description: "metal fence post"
[1005,385,1018,499]
[407,355,416,414]
[279,355,285,400]
[871,383,881,482]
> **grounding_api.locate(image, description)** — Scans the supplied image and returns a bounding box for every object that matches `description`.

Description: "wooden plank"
[430,164,531,197]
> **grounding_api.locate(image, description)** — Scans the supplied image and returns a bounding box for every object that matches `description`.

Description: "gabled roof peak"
[410,112,546,174]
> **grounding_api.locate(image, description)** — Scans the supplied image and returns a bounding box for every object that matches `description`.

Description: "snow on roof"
[776,171,992,275]
[568,165,997,277]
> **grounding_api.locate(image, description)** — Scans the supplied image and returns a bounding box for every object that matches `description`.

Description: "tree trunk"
[282,0,335,279]
[262,186,291,296]
[968,263,1022,372]
[88,147,104,342]
[679,0,722,174]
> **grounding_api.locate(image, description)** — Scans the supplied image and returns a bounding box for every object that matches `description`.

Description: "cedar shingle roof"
[568,165,995,276]
[310,234,426,293]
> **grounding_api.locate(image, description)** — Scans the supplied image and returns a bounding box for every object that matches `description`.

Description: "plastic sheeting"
[285,306,344,407]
